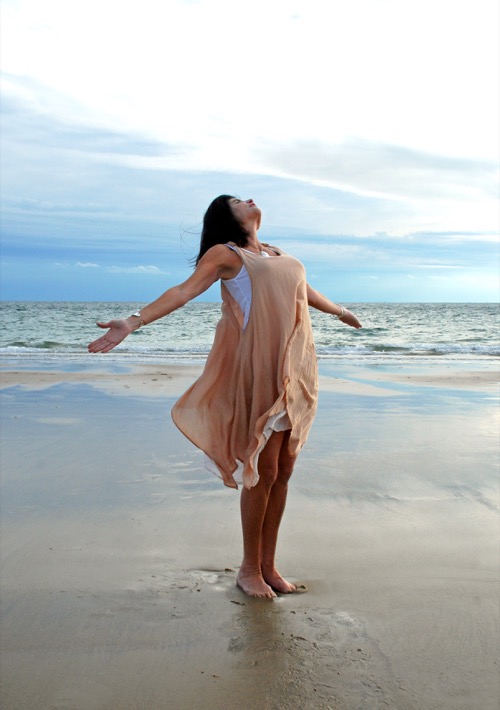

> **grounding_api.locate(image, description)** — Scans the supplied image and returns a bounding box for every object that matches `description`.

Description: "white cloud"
[259,140,497,202]
[76,262,99,268]
[413,264,463,270]
[106,265,166,274]
[1,0,498,301]
[2,0,498,161]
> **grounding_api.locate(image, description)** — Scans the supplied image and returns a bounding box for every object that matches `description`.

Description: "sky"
[1,0,499,303]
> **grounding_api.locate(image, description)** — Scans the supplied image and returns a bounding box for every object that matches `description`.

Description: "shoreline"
[1,358,498,396]
[1,360,499,709]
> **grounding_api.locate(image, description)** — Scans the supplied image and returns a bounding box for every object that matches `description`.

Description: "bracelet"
[337,306,346,319]
[131,310,145,328]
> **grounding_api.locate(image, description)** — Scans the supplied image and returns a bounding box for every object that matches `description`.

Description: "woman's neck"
[244,229,263,252]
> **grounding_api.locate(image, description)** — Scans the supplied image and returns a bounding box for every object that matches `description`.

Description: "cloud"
[0,78,182,161]
[408,231,499,245]
[258,138,498,203]
[1,0,498,301]
[255,138,499,237]
[413,264,463,270]
[54,261,169,275]
[106,265,166,275]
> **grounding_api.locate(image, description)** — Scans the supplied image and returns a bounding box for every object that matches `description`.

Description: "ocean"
[1,301,498,368]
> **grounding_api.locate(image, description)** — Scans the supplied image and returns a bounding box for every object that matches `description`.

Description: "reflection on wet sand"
[1,363,498,709]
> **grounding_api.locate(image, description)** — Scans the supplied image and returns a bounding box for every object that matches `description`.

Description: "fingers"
[87,340,104,353]
[88,342,113,353]
[350,319,362,329]
[88,336,117,353]
[339,314,362,329]
[344,310,362,328]
[88,318,130,353]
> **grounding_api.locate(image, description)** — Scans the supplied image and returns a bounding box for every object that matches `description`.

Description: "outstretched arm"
[307,284,362,329]
[88,245,241,353]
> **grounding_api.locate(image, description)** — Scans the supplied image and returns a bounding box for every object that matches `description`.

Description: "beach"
[1,360,498,709]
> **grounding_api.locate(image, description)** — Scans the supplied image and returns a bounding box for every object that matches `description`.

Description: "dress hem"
[204,409,292,489]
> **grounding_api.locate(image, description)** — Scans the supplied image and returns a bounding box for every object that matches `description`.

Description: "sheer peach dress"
[171,244,318,490]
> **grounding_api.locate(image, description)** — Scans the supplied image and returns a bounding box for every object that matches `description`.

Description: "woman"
[88,195,361,598]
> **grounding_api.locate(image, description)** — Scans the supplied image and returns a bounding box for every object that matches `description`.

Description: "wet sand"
[1,361,499,709]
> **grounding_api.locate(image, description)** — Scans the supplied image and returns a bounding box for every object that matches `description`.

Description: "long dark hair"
[195,195,249,265]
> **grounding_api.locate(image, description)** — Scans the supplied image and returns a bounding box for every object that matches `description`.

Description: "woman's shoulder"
[204,243,240,259]
[199,243,242,272]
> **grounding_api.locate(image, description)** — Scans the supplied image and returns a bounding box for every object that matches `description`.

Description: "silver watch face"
[132,311,142,317]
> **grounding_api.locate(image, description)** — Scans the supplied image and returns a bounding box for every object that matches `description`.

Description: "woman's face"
[229,198,261,227]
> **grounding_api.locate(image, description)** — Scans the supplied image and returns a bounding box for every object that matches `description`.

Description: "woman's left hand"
[339,310,362,329]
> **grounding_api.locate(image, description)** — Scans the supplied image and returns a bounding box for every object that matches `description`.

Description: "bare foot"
[262,567,297,594]
[236,571,276,598]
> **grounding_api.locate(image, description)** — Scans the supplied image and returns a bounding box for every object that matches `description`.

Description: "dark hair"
[195,195,249,265]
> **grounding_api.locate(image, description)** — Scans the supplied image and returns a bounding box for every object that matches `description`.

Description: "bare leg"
[260,431,297,593]
[237,431,285,598]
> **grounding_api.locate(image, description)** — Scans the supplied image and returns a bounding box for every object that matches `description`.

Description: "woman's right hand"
[87,319,133,353]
